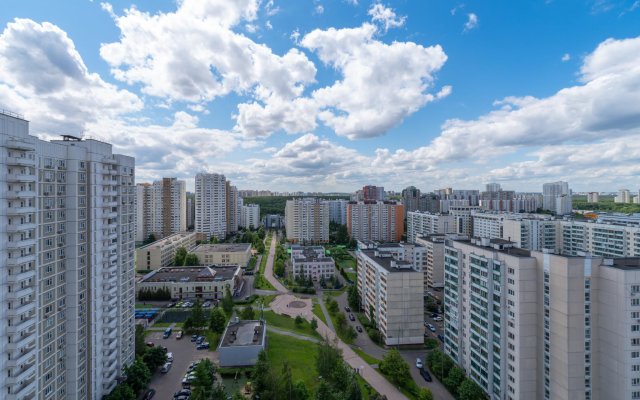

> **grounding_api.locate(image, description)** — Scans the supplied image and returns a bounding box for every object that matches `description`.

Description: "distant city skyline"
[0,1,638,192]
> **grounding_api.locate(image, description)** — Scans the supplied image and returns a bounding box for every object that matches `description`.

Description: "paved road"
[263,232,288,293]
[333,291,387,359]
[146,330,216,398]
[399,349,454,400]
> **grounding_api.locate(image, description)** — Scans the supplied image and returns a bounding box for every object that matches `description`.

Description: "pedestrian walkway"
[266,326,321,343]
[263,231,288,293]
[317,292,335,331]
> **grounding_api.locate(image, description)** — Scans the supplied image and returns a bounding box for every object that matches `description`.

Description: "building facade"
[284,198,329,244]
[542,181,572,215]
[290,245,336,281]
[135,178,186,243]
[1,110,135,399]
[239,204,260,229]
[415,234,445,289]
[195,173,227,240]
[137,266,242,300]
[347,201,404,243]
[225,182,239,235]
[192,243,252,268]
[407,211,456,243]
[327,199,348,225]
[135,232,198,271]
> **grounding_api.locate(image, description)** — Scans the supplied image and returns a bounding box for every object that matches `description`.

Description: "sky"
[0,0,639,193]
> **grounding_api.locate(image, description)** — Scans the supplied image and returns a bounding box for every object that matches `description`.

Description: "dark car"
[349,314,355,321]
[197,342,210,350]
[356,326,363,333]
[191,334,198,342]
[430,313,438,318]
[174,389,191,398]
[146,341,154,347]
[345,306,351,312]
[143,389,156,400]
[438,334,445,342]
[420,368,432,382]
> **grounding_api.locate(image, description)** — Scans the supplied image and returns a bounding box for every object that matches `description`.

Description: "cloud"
[464,13,478,32]
[100,0,316,103]
[450,4,465,15]
[0,18,142,135]
[315,4,325,14]
[561,53,571,62]
[368,2,406,32]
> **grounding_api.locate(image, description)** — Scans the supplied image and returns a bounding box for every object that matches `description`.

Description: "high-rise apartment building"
[415,234,445,289]
[587,192,600,203]
[327,199,348,225]
[1,110,135,399]
[239,203,260,229]
[402,186,421,215]
[362,185,385,201]
[225,182,239,235]
[186,192,195,230]
[501,216,558,252]
[542,181,572,215]
[347,201,404,243]
[406,211,456,243]
[135,178,186,243]
[485,182,502,192]
[285,198,329,243]
[195,173,227,240]
[615,188,632,203]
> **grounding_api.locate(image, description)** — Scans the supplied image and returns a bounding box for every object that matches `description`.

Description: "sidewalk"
[263,231,288,293]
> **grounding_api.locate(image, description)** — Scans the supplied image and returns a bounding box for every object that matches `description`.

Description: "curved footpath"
[263,232,407,400]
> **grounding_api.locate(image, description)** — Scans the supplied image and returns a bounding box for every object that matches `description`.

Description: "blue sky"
[0,0,639,192]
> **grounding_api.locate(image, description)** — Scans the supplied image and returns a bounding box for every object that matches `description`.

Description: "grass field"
[263,310,321,339]
[312,303,328,325]
[352,348,382,365]
[266,331,320,392]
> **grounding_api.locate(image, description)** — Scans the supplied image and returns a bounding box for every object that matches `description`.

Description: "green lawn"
[337,258,356,270]
[324,288,347,297]
[267,331,320,393]
[253,274,276,290]
[352,348,382,365]
[262,311,321,339]
[151,322,172,328]
[312,303,328,325]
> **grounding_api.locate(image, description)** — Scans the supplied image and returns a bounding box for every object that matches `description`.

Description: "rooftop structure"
[218,320,267,367]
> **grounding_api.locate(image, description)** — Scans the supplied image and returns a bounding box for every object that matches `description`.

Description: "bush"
[366,328,382,345]
[425,338,439,349]
[137,287,171,301]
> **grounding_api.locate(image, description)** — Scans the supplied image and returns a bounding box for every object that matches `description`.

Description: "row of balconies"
[6,156,36,167]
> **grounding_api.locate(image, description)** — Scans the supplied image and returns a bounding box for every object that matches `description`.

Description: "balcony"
[6,254,36,267]
[8,331,36,352]
[7,318,36,334]
[6,222,36,234]
[6,190,36,200]
[6,362,36,385]
[6,238,36,250]
[6,156,35,167]
[11,286,34,301]
[7,349,35,368]
[12,375,36,398]
[9,301,36,317]
[6,174,36,183]
[5,139,34,151]
[6,206,36,216]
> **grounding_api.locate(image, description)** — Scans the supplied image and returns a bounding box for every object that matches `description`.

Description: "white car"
[416,358,423,369]
[166,352,174,362]
[433,316,443,322]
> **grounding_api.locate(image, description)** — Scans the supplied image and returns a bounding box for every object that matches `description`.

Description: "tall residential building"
[195,173,227,240]
[406,211,456,243]
[542,181,572,215]
[501,216,558,252]
[1,110,135,399]
[444,235,640,400]
[347,201,404,243]
[327,199,348,225]
[356,245,424,345]
[479,189,516,212]
[225,182,239,235]
[415,234,445,289]
[285,198,329,243]
[587,192,600,203]
[135,178,186,243]
[239,204,260,229]
[186,192,195,230]
[615,189,632,203]
[449,204,480,236]
[485,182,502,192]
[362,185,385,201]
[402,186,421,215]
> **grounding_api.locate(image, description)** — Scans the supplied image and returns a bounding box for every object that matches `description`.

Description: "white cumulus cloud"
[464,13,478,32]
[368,2,406,32]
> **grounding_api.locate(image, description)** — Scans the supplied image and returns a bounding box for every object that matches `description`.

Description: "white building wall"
[195,173,226,240]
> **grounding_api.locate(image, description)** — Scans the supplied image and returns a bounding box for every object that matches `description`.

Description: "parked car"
[166,352,174,362]
[191,334,198,342]
[197,342,210,350]
[163,327,172,339]
[356,326,363,333]
[146,341,155,347]
[424,321,429,327]
[428,324,436,332]
[420,368,432,382]
[187,361,200,372]
[438,334,445,342]
[167,303,175,308]
[345,306,351,312]
[416,358,423,369]
[160,362,172,374]
[176,331,183,340]
[430,313,438,318]
[203,301,211,308]
[349,314,355,321]
[196,336,205,344]
[174,389,191,398]
[143,389,156,400]
[433,316,443,322]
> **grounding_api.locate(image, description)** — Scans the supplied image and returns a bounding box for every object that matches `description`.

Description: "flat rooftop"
[193,243,251,253]
[608,258,640,270]
[139,232,195,250]
[141,266,238,283]
[451,237,532,258]
[220,320,265,347]
[360,250,416,273]
[292,246,333,263]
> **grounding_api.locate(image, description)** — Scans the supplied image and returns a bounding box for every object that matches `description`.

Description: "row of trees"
[137,287,171,301]
[175,246,199,266]
[325,297,357,342]
[236,227,266,254]
[427,350,485,400]
[379,349,433,400]
[183,286,235,334]
[274,242,287,277]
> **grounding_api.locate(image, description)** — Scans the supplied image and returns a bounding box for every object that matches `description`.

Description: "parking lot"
[146,330,215,399]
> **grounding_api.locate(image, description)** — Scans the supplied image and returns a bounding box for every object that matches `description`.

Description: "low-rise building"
[192,243,252,267]
[356,246,424,346]
[135,232,198,271]
[218,319,267,367]
[290,245,336,281]
[137,265,242,300]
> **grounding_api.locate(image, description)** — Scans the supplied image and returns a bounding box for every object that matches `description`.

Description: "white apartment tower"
[135,178,186,243]
[327,199,348,225]
[195,173,227,240]
[285,198,329,244]
[406,211,456,243]
[615,189,632,204]
[542,181,572,215]
[225,182,239,235]
[239,204,260,230]
[0,110,135,399]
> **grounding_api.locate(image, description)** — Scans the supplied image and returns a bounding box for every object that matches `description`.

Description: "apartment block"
[327,199,348,225]
[135,232,198,271]
[137,266,242,300]
[407,211,456,243]
[471,212,507,239]
[347,201,404,243]
[290,245,336,281]
[192,243,252,268]
[239,203,260,229]
[558,219,640,258]
[195,173,227,240]
[542,181,572,215]
[356,246,424,345]
[1,110,135,399]
[186,193,195,230]
[284,198,329,244]
[415,234,445,289]
[362,185,385,201]
[587,192,600,203]
[449,204,480,236]
[135,178,186,243]
[502,217,558,252]
[402,186,421,215]
[226,182,239,235]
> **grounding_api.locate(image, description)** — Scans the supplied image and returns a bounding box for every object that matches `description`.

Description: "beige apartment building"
[285,198,329,243]
[135,177,186,243]
[135,232,198,271]
[356,247,423,345]
[415,234,445,289]
[192,243,252,268]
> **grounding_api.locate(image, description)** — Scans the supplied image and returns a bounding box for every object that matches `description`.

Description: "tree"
[253,350,278,399]
[209,307,227,333]
[222,285,234,315]
[416,388,434,400]
[344,375,363,400]
[183,317,194,333]
[210,235,219,244]
[368,305,376,328]
[184,253,199,266]
[125,357,151,394]
[104,384,136,400]
[347,285,360,311]
[142,346,167,372]
[314,380,337,400]
[279,361,294,399]
[316,339,342,380]
[135,324,146,357]
[274,259,285,277]
[443,366,466,396]
[175,246,188,266]
[191,299,206,330]
[310,318,318,331]
[191,358,217,400]
[295,315,304,326]
[293,380,309,400]
[241,306,256,320]
[457,378,485,400]
[143,233,157,245]
[379,349,410,387]
[426,350,454,380]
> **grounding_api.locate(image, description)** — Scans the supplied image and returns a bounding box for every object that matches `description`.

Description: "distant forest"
[573,195,640,213]
[243,195,350,217]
